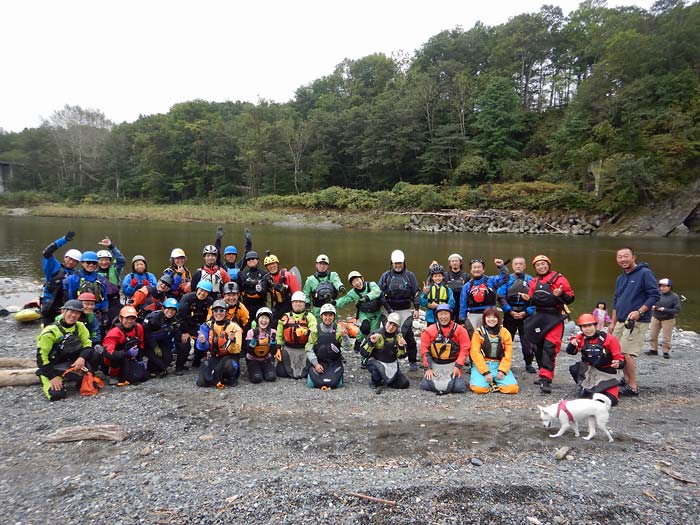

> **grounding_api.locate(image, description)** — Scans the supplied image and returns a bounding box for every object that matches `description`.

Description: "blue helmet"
[435,303,452,314]
[197,281,213,293]
[80,251,99,263]
[224,245,238,256]
[163,298,179,309]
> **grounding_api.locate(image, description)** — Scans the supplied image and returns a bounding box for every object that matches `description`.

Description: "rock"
[139,446,152,457]
[470,458,483,466]
[555,446,570,460]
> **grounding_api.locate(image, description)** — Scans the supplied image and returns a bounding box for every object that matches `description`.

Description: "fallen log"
[46,424,128,443]
[347,492,397,505]
[0,357,36,368]
[0,368,40,387]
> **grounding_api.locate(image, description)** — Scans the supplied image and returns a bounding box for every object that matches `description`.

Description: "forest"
[1,0,698,215]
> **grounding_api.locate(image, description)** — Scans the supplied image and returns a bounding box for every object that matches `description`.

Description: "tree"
[279,117,312,194]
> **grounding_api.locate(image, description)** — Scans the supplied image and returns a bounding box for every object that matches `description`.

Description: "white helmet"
[391,249,405,264]
[96,249,112,259]
[448,253,463,262]
[347,271,363,283]
[65,249,82,262]
[170,248,186,259]
[291,291,306,303]
[319,303,336,316]
[256,307,273,320]
[315,254,330,264]
[386,312,402,327]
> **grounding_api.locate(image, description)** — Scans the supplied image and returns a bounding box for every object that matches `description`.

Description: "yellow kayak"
[14,308,41,323]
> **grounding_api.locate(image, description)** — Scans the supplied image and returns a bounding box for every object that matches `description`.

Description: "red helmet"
[77,292,97,302]
[577,313,597,326]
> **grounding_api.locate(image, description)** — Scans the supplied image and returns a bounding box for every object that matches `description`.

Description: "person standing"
[40,231,80,325]
[458,258,508,335]
[646,278,681,359]
[609,247,659,397]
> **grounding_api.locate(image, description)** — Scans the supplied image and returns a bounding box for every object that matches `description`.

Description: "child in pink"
[593,302,611,331]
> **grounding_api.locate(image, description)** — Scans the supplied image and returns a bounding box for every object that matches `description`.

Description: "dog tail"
[592,392,612,409]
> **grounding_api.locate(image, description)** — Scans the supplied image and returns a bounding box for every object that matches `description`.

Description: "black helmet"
[223,282,239,294]
[429,264,445,275]
[245,251,259,261]
[62,299,84,313]
[159,274,174,287]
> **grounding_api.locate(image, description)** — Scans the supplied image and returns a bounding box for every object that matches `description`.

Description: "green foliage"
[454,182,594,211]
[0,191,57,206]
[597,154,659,214]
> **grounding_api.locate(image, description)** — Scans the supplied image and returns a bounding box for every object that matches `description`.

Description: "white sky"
[1,0,655,132]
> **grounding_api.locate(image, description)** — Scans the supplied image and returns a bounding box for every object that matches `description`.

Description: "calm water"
[1,215,698,330]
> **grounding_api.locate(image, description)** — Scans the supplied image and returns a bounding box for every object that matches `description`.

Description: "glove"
[130,278,139,287]
[127,347,139,359]
[339,285,346,294]
[249,338,257,348]
[216,226,224,240]
[65,231,76,241]
[93,344,104,355]
[172,275,182,288]
[359,294,369,303]
[244,227,251,241]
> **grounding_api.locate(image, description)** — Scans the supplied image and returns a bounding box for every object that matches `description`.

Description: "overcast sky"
[1,0,655,132]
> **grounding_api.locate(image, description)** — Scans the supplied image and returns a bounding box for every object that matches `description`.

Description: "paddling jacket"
[196,319,243,357]
[306,322,345,367]
[612,263,659,323]
[470,326,513,376]
[497,273,535,315]
[192,265,231,299]
[142,310,180,351]
[129,285,170,318]
[566,331,625,373]
[178,292,214,335]
[361,328,407,363]
[420,284,455,324]
[277,310,318,348]
[379,269,420,311]
[303,272,344,308]
[213,233,252,279]
[245,327,277,360]
[162,265,192,299]
[237,266,269,301]
[96,244,126,285]
[420,321,470,367]
[206,301,250,329]
[458,266,508,319]
[36,320,92,379]
[336,281,383,313]
[102,322,145,363]
[64,270,109,311]
[41,236,75,307]
[122,271,157,299]
[527,271,574,313]
[267,269,301,307]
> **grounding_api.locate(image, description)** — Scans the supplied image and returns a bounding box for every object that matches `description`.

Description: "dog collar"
[557,400,575,423]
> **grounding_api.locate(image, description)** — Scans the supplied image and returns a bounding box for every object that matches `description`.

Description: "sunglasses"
[83,261,98,266]
[469,259,484,265]
[212,308,226,313]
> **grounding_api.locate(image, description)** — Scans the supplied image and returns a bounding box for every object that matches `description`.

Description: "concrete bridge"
[0,161,18,192]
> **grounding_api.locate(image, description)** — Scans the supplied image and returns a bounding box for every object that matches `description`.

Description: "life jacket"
[224,303,245,326]
[427,283,450,304]
[98,267,121,299]
[48,323,84,363]
[314,324,342,365]
[42,266,66,307]
[357,283,381,313]
[269,270,290,305]
[200,266,225,295]
[478,327,505,360]
[312,277,338,307]
[429,322,460,364]
[372,331,405,363]
[206,320,239,357]
[466,278,496,308]
[505,275,531,306]
[531,272,562,309]
[445,271,467,294]
[241,269,264,299]
[78,274,104,303]
[224,264,240,281]
[250,328,273,358]
[282,311,310,348]
[581,332,610,368]
[385,271,412,302]
[137,285,165,317]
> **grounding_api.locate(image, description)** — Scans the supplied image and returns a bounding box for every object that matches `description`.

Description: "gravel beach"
[1,292,698,525]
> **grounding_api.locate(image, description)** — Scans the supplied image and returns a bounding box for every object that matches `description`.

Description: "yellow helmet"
[264,254,280,266]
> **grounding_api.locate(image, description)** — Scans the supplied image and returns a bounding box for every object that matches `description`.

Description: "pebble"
[470,458,483,466]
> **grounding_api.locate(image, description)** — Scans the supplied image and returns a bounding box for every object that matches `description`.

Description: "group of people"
[36,229,680,404]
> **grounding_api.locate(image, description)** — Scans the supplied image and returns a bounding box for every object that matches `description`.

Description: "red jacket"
[420,321,471,367]
[566,330,625,372]
[528,270,574,311]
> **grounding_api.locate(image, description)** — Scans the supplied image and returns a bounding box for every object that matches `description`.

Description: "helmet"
[429,264,445,275]
[224,245,238,256]
[202,245,218,256]
[80,251,99,263]
[61,299,84,313]
[197,281,213,293]
[245,251,259,261]
[316,254,330,264]
[159,274,174,287]
[264,254,280,266]
[223,282,239,294]
[319,303,336,316]
[96,250,112,260]
[391,249,405,264]
[170,248,186,259]
[347,271,363,283]
[77,292,97,302]
[436,304,452,315]
[291,291,306,303]
[448,253,463,262]
[386,312,401,326]
[212,299,228,310]
[163,298,179,310]
[65,249,82,261]
[132,255,146,265]
[532,254,551,266]
[256,307,273,320]
[577,313,597,326]
[119,306,138,318]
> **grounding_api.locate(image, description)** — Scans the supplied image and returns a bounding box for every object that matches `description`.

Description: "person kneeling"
[566,313,625,406]
[102,306,148,386]
[360,312,409,390]
[245,307,278,384]
[276,291,317,379]
[36,300,103,401]
[469,308,519,394]
[419,304,470,394]
[306,304,348,390]
[195,300,243,388]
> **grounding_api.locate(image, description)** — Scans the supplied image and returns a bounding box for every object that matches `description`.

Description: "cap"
[659,278,672,286]
[62,299,84,312]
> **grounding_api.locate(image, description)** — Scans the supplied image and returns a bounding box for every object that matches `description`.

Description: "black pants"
[143,343,173,374]
[366,361,409,389]
[197,356,240,387]
[503,314,534,365]
[175,338,193,369]
[246,357,276,383]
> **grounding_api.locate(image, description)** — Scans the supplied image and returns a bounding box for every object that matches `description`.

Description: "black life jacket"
[269,270,290,305]
[49,323,83,363]
[314,324,342,365]
[532,273,562,309]
[505,275,531,305]
[313,279,338,307]
[373,331,404,363]
[385,271,412,303]
[357,283,381,313]
[143,310,179,340]
[445,270,467,293]
[466,278,496,308]
[44,267,66,303]
[241,268,264,299]
[282,312,310,348]
[429,322,460,364]
[581,332,611,368]
[478,327,505,360]
[78,274,104,303]
[138,285,165,317]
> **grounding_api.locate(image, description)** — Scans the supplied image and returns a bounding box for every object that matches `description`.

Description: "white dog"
[538,393,614,442]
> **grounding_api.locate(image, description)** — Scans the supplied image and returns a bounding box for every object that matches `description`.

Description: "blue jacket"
[122,271,158,299]
[41,235,76,306]
[64,270,109,311]
[459,268,508,319]
[420,284,455,324]
[613,263,660,323]
[497,273,535,316]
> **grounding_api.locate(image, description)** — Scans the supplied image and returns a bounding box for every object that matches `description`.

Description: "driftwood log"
[0,368,39,386]
[0,357,36,368]
[46,424,128,443]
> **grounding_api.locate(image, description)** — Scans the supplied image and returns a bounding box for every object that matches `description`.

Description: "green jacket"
[303,272,344,307]
[36,321,92,379]
[336,281,382,311]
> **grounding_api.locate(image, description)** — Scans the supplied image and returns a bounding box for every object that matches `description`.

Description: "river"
[1,215,698,330]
